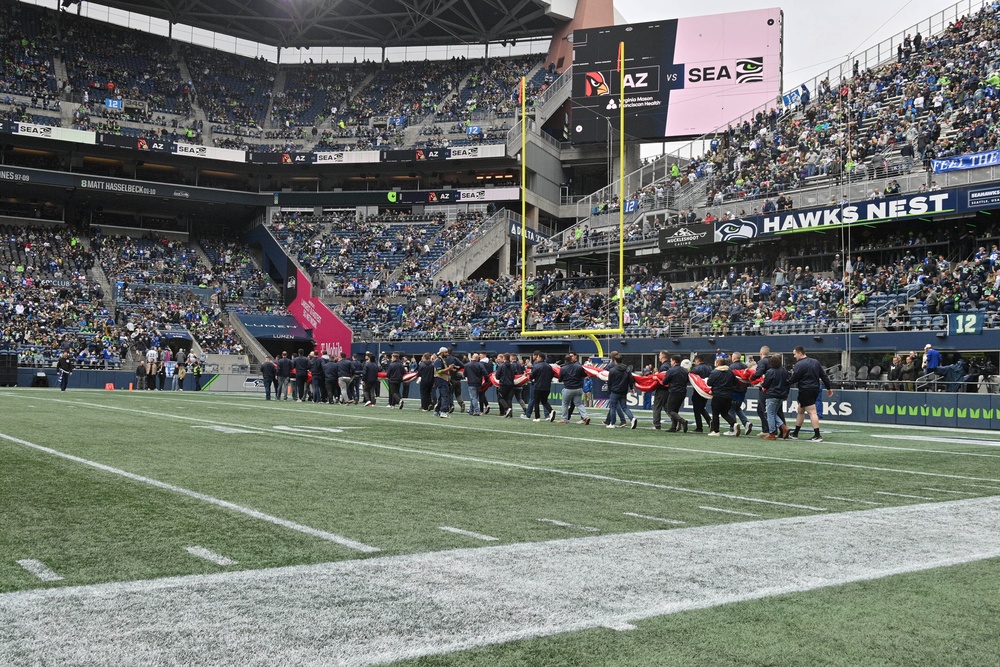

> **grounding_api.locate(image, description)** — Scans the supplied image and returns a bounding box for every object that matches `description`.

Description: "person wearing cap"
[433,346,454,418]
[923,343,942,376]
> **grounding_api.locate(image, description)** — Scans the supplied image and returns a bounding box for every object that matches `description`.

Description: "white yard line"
[15,559,63,582]
[185,547,238,566]
[0,431,380,554]
[875,492,936,501]
[822,440,1000,459]
[6,498,1000,666]
[922,488,978,496]
[603,621,638,631]
[24,393,1000,492]
[822,496,882,505]
[698,506,760,518]
[872,434,1000,448]
[538,518,600,532]
[11,396,832,512]
[964,483,1000,491]
[623,512,686,525]
[439,527,499,542]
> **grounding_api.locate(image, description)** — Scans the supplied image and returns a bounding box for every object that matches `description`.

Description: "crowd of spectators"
[0,2,57,97]
[0,224,122,364]
[184,47,274,128]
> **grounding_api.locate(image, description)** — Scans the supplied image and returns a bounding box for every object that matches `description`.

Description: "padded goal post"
[518,43,627,355]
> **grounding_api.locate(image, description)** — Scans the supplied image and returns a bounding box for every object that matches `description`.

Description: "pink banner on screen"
[664,8,783,137]
[288,268,352,358]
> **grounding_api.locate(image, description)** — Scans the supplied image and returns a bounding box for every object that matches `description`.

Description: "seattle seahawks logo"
[714,220,758,243]
[735,57,764,84]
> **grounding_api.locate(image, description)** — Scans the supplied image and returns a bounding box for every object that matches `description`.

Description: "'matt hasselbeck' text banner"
[713,192,954,243]
[933,148,1000,174]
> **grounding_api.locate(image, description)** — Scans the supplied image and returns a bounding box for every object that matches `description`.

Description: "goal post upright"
[518,43,628,359]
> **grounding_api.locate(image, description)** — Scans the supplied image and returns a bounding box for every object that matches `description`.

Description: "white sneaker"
[707,431,721,436]
[630,417,638,430]
[533,418,541,422]
[606,424,616,429]
[548,411,556,422]
[399,401,404,410]
[365,401,372,407]
[723,430,737,436]
[520,414,531,420]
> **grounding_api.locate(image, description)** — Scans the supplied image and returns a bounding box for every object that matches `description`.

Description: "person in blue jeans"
[604,352,638,429]
[761,354,790,440]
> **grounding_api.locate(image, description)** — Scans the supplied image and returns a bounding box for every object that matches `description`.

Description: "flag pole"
[618,41,626,331]
[520,76,528,335]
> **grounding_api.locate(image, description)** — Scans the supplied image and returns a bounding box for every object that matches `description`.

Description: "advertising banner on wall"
[287,268,352,359]
[571,8,783,142]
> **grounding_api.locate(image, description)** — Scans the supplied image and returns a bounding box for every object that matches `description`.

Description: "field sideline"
[2,388,999,666]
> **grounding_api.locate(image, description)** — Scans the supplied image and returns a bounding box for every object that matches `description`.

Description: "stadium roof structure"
[89,0,576,49]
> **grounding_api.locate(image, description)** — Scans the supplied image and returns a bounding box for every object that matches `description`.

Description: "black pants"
[420,382,434,410]
[389,381,401,406]
[692,394,711,429]
[666,392,686,429]
[711,395,735,433]
[533,388,553,419]
[651,389,669,427]
[325,378,338,404]
[498,385,514,414]
[363,380,378,405]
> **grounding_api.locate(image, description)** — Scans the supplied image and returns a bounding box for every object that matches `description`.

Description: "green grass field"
[1,387,999,666]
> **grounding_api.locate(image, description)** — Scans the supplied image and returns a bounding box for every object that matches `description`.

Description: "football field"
[1,388,999,666]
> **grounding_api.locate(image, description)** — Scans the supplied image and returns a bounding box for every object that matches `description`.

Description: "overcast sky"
[616,0,970,89]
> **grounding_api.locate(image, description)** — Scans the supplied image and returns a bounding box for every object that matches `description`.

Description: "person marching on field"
[445,348,466,413]
[689,354,713,432]
[651,350,671,430]
[362,352,380,406]
[433,346,455,418]
[788,345,834,442]
[529,350,556,422]
[558,352,590,425]
[464,352,484,416]
[663,354,690,433]
[495,353,516,418]
[261,356,277,400]
[751,345,771,437]
[727,351,753,435]
[276,350,292,400]
[760,354,791,440]
[56,350,74,391]
[386,352,405,409]
[191,356,203,391]
[707,356,740,436]
[323,353,340,405]
[417,352,435,411]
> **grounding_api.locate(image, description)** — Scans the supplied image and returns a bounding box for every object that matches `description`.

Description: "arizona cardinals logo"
[137,139,148,150]
[585,71,610,96]
[714,220,759,243]
[415,150,426,160]
[735,57,764,84]
[282,153,292,163]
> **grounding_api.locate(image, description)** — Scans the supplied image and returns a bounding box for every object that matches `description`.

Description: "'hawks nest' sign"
[714,192,954,243]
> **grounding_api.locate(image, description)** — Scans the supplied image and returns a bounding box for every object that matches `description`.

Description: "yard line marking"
[154,394,1000,481]
[18,396,831,512]
[0,431,380,554]
[922,488,978,496]
[603,621,638,631]
[875,492,936,500]
[623,512,686,525]
[439,527,499,542]
[185,546,237,566]
[15,559,63,582]
[872,434,1000,448]
[79,394,1000,487]
[3,498,1000,665]
[699,506,760,518]
[822,496,882,505]
[964,483,1000,491]
[821,440,1000,459]
[538,518,600,532]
